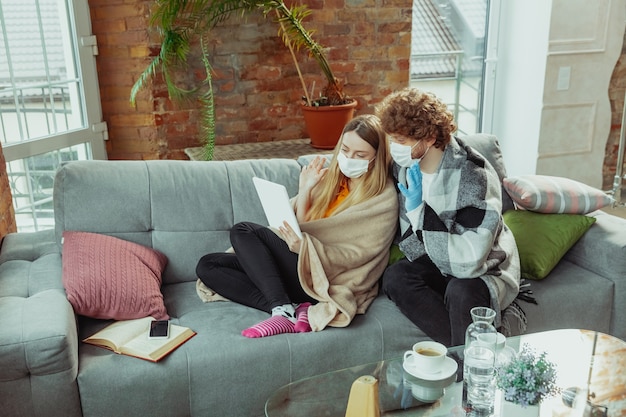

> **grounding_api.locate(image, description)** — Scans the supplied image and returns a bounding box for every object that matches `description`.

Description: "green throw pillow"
[503,210,596,280]
[388,244,405,265]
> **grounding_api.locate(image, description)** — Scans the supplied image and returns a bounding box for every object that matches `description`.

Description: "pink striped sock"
[294,302,312,333]
[242,315,295,338]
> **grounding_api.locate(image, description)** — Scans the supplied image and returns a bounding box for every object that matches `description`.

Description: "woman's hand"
[299,156,328,193]
[279,221,302,254]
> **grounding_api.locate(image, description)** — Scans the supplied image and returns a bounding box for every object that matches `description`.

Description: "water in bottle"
[462,306,497,416]
[464,345,496,416]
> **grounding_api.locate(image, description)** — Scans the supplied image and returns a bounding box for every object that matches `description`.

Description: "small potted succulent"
[496,344,560,414]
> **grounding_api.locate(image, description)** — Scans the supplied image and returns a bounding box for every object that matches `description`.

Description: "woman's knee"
[196,253,228,282]
[230,221,261,236]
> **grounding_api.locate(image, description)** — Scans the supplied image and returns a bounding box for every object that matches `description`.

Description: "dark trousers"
[195,222,315,313]
[382,255,490,347]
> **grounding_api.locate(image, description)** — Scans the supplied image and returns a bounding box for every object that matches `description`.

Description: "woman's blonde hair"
[376,88,457,149]
[306,114,391,221]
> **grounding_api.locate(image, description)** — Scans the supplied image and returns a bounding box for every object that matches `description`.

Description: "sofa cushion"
[62,231,169,320]
[502,175,613,214]
[75,282,427,417]
[503,210,596,280]
[521,259,613,335]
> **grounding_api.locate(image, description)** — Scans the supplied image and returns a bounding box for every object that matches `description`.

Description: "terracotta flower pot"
[300,100,358,149]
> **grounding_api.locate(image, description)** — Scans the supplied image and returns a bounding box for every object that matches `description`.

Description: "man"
[375,88,521,346]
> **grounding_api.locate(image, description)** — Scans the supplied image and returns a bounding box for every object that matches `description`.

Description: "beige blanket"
[196,180,398,331]
[297,180,398,330]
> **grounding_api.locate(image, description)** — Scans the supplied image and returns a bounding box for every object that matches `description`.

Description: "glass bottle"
[462,306,497,416]
[464,306,497,349]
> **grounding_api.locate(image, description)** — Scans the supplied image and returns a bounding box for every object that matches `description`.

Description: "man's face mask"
[390,141,430,167]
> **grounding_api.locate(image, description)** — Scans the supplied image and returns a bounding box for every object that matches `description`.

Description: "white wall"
[488,0,552,177]
[487,0,625,188]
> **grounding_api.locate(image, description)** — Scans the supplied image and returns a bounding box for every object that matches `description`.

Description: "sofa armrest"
[0,230,82,417]
[563,211,626,339]
[564,211,626,280]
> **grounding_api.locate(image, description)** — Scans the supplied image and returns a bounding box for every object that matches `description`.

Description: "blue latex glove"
[398,162,423,211]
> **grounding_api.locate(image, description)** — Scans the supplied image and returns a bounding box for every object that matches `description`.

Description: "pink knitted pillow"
[62,231,169,320]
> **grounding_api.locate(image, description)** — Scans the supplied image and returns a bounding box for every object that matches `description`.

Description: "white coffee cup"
[403,341,447,374]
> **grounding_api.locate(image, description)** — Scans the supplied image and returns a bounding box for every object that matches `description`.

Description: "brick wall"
[604,30,626,191]
[88,0,412,160]
[87,0,626,187]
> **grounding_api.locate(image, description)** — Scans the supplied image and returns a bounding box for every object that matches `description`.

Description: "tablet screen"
[252,177,302,238]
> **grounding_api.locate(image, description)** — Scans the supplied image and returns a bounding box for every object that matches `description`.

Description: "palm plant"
[130,0,350,160]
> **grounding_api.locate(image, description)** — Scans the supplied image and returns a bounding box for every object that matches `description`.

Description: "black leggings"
[196,222,316,313]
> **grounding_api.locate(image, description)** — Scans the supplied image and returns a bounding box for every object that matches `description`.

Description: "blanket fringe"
[516,279,538,305]
[499,301,527,337]
[499,279,536,337]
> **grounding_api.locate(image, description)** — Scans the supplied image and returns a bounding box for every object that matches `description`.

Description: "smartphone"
[149,320,170,339]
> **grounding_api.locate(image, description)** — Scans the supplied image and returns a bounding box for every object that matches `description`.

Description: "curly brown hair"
[375,88,457,149]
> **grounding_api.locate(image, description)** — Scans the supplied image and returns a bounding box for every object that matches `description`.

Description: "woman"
[196,115,398,338]
[375,88,520,346]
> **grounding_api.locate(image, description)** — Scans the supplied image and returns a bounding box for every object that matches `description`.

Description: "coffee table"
[265,329,626,416]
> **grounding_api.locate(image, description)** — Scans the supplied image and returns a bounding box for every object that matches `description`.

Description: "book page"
[84,317,152,350]
[122,324,195,361]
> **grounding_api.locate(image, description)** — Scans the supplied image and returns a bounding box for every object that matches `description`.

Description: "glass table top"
[265,329,626,417]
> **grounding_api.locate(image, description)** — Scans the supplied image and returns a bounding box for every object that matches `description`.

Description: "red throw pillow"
[62,231,169,320]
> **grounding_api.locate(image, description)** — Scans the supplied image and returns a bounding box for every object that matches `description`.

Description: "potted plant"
[496,344,560,415]
[276,12,356,149]
[130,0,355,159]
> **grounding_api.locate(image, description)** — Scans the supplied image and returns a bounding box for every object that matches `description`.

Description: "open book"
[83,317,196,362]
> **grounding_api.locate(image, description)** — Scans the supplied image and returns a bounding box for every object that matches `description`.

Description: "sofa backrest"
[458,133,515,212]
[53,135,511,284]
[53,159,302,284]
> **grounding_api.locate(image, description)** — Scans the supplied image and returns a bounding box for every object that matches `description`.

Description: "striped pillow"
[502,175,613,214]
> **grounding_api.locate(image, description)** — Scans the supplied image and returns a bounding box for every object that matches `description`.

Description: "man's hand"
[398,162,423,211]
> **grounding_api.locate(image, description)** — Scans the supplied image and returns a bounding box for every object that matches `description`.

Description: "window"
[410,0,493,135]
[0,0,106,232]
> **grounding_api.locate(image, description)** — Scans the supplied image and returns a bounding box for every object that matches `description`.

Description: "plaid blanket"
[395,137,521,327]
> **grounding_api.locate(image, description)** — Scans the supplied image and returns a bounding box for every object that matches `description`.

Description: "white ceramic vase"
[500,400,540,417]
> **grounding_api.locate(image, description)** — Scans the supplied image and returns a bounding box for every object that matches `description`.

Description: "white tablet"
[252,177,302,238]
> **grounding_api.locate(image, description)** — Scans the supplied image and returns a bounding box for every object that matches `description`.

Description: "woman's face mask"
[337,152,372,178]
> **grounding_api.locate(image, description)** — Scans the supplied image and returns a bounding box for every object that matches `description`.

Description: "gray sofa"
[1,135,625,417]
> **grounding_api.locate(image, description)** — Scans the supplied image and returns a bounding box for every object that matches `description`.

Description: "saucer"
[403,356,458,381]
[407,382,444,403]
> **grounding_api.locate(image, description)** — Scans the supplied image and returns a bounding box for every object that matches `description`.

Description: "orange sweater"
[324,179,350,218]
